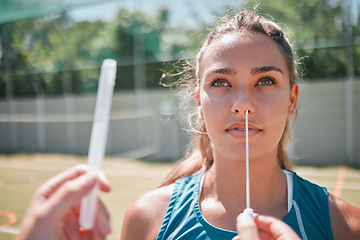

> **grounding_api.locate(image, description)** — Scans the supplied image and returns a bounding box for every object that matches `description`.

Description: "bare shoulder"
[120,184,175,240]
[328,192,360,240]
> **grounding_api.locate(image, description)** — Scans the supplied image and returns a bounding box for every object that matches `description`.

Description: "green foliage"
[355,45,360,76]
[0,0,359,99]
[247,0,359,80]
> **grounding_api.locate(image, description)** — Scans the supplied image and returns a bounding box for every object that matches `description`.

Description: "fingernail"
[79,227,91,234]
[98,172,112,192]
[99,171,110,184]
[238,213,251,222]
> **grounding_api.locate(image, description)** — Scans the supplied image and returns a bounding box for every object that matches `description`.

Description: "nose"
[230,89,255,115]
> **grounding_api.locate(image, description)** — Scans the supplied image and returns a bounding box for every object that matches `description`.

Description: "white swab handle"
[243,208,254,219]
[79,59,117,229]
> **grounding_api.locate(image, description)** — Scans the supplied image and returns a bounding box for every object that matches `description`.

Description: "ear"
[195,87,201,106]
[288,83,299,118]
[195,87,204,120]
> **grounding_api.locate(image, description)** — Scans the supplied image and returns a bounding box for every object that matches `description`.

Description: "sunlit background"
[0,0,359,239]
[0,0,360,163]
[0,0,359,165]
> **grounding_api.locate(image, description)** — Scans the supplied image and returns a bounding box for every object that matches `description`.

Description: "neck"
[201,152,288,218]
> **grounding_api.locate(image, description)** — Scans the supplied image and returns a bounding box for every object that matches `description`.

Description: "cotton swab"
[79,59,117,229]
[243,110,254,217]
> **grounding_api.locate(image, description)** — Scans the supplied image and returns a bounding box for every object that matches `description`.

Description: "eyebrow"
[251,66,284,75]
[204,66,284,78]
[209,67,236,75]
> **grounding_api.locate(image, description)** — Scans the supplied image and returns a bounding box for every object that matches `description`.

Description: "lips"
[226,122,261,131]
[225,122,262,138]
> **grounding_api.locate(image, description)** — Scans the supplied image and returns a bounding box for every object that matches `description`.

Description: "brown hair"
[161,9,297,186]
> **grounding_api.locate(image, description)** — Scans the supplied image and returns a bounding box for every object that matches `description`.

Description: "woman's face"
[197,32,298,163]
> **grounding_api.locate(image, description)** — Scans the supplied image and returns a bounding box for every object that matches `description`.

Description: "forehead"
[198,32,288,78]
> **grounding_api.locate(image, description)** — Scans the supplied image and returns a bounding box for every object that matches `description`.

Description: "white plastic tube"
[79,59,117,229]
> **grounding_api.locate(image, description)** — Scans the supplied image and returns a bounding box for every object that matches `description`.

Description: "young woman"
[120,10,360,240]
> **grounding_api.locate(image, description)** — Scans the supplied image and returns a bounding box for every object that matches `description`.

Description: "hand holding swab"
[79,59,117,229]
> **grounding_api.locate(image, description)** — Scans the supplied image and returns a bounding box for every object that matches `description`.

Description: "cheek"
[260,88,291,113]
[200,95,216,123]
[261,92,291,139]
[200,92,228,129]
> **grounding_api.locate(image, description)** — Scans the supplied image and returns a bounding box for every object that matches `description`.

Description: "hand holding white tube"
[16,165,111,240]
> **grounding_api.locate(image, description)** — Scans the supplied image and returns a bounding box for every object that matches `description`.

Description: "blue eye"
[210,79,230,87]
[257,77,276,86]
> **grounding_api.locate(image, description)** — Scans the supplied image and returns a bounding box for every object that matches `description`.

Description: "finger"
[80,222,107,240]
[255,215,300,240]
[37,164,90,200]
[80,229,93,240]
[79,228,105,240]
[63,196,111,240]
[258,231,273,240]
[236,213,260,240]
[95,199,111,236]
[92,230,107,240]
[79,198,111,240]
[63,207,81,240]
[44,172,98,221]
[98,171,111,192]
[59,171,111,213]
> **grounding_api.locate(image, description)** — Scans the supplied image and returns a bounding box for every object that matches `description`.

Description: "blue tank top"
[156,170,334,240]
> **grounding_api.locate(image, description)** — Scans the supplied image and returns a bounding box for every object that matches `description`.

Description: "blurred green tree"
[247,0,358,80]
[0,0,359,98]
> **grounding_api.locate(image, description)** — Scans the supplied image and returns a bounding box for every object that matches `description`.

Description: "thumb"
[236,213,260,240]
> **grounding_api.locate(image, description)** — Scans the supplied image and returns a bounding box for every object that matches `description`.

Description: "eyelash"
[209,76,277,88]
[210,79,230,87]
[256,77,277,86]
